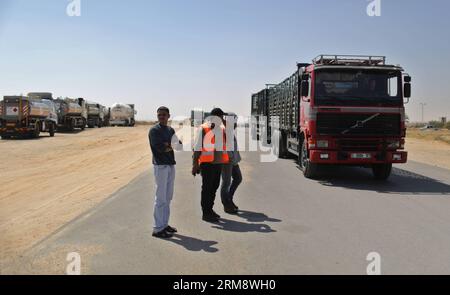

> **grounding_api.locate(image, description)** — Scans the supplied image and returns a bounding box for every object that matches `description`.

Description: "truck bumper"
[309,150,407,164]
[0,126,34,135]
[109,120,126,125]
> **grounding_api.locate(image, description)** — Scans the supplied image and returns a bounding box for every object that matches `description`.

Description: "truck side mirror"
[301,80,309,100]
[404,83,411,98]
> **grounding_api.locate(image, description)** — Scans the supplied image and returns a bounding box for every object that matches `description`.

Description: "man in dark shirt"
[149,106,181,238]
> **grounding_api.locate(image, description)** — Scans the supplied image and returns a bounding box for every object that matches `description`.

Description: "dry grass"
[135,120,155,126]
[407,128,450,145]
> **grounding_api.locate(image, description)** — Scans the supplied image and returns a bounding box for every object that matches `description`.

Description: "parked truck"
[252,54,411,180]
[0,94,58,139]
[86,102,105,128]
[54,97,87,131]
[110,103,136,127]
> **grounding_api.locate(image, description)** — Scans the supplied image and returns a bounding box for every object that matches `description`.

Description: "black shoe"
[165,225,178,233]
[230,201,239,210]
[152,230,173,239]
[211,210,221,219]
[224,204,238,214]
[202,214,219,223]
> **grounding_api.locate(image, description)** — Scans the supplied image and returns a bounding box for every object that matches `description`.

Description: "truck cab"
[253,55,412,180]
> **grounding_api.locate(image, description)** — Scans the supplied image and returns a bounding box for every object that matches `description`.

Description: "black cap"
[210,108,227,117]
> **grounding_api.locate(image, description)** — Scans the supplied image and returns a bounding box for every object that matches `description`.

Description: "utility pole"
[420,102,427,123]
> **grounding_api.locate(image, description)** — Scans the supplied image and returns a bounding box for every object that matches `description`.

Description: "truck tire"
[299,140,319,179]
[372,163,392,180]
[81,119,86,130]
[49,123,55,137]
[278,131,289,158]
[1,135,11,140]
[68,119,75,132]
[32,122,41,138]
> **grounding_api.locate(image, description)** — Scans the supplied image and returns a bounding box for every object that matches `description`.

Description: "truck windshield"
[314,69,402,106]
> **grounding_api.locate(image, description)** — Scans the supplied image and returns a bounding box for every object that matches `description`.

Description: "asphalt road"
[7,150,450,275]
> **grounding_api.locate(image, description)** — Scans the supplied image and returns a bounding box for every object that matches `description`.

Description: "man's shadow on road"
[236,210,282,223]
[211,210,281,233]
[165,234,219,253]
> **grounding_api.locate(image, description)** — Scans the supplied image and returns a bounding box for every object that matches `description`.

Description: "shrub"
[428,120,445,129]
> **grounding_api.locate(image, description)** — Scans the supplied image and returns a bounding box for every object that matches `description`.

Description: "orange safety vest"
[199,123,230,164]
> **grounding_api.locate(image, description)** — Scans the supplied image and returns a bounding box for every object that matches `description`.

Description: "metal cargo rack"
[312,54,386,66]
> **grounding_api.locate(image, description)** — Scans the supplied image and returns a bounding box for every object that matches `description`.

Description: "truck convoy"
[252,55,411,180]
[110,103,136,127]
[86,102,106,128]
[0,93,58,139]
[54,97,88,131]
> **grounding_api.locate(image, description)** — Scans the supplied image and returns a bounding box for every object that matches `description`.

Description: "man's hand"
[163,142,173,152]
[192,163,200,176]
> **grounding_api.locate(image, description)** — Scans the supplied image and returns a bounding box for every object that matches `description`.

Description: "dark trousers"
[200,163,222,214]
[221,164,242,205]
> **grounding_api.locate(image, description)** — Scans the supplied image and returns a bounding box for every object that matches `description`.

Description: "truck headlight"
[393,154,402,161]
[387,140,400,149]
[317,140,329,148]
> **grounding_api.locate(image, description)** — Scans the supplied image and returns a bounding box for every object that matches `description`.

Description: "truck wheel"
[372,163,392,180]
[33,122,41,138]
[49,123,55,137]
[81,119,86,130]
[1,135,11,140]
[299,140,319,178]
[278,131,289,158]
[68,119,75,132]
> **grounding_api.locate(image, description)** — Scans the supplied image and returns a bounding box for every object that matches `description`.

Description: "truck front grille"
[338,139,381,151]
[316,113,401,136]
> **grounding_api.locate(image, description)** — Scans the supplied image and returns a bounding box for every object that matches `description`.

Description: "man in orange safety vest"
[192,108,230,223]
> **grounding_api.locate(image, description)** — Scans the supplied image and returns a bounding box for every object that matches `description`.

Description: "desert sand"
[0,126,153,268]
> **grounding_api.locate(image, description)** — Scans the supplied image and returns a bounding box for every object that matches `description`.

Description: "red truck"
[251,55,411,180]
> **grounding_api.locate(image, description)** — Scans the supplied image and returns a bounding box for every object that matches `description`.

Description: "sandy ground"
[0,125,153,268]
[406,138,450,170]
[0,124,448,270]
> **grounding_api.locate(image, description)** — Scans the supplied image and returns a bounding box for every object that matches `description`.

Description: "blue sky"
[0,0,449,121]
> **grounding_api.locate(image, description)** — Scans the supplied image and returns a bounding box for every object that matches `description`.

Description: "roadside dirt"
[406,137,450,170]
[0,125,153,269]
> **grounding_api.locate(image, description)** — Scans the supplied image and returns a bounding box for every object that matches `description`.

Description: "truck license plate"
[351,153,371,159]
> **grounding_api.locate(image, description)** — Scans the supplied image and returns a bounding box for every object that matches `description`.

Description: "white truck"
[110,103,136,127]
[0,95,58,139]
